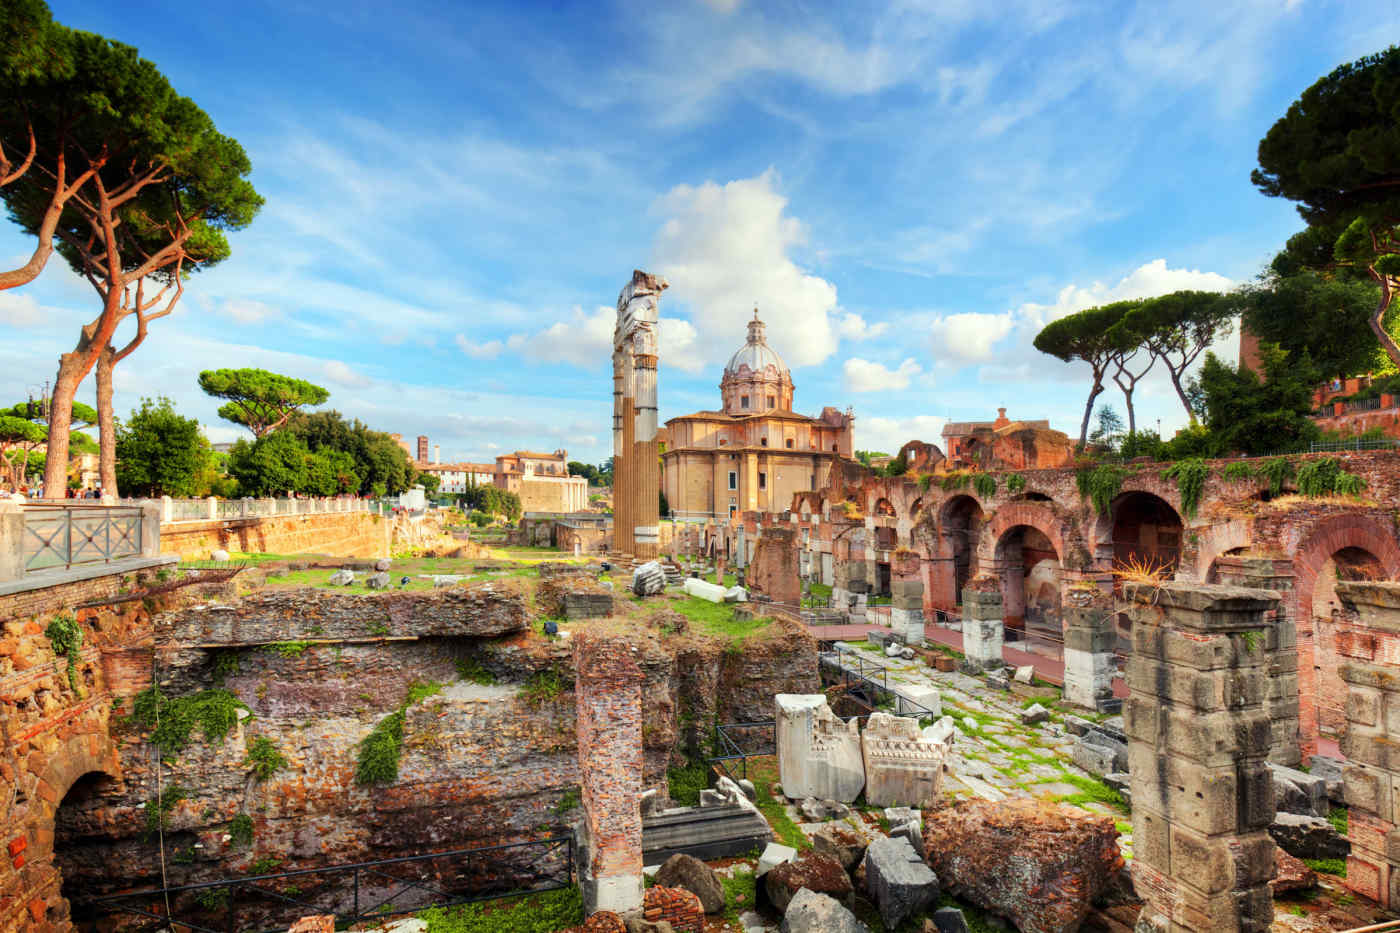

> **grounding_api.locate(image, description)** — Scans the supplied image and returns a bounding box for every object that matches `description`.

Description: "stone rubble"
[863,835,940,931]
[779,887,869,933]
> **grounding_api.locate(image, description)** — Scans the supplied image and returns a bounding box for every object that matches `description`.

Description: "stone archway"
[937,495,984,608]
[1292,514,1400,750]
[1192,518,1254,583]
[1107,491,1183,577]
[991,520,1064,657]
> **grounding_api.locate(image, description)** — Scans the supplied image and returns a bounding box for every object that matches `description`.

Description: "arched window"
[761,437,768,447]
[786,438,794,449]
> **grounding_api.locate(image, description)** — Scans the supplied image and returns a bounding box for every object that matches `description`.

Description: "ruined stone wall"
[0,567,166,933]
[160,511,389,561]
[747,527,800,606]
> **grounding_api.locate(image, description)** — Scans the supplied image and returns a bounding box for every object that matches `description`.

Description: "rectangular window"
[728,471,737,490]
[741,396,749,409]
[758,472,767,490]
[767,396,775,408]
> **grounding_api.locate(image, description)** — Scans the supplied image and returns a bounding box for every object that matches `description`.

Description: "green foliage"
[129,686,250,756]
[417,887,584,933]
[405,679,444,706]
[667,760,711,806]
[263,640,312,657]
[199,369,330,438]
[1161,458,1208,518]
[249,857,283,875]
[455,655,496,685]
[469,510,491,527]
[142,783,188,838]
[194,887,231,911]
[940,471,971,491]
[1052,772,1127,810]
[1190,346,1322,457]
[916,473,932,492]
[521,667,569,707]
[1005,473,1026,493]
[552,787,580,815]
[458,483,522,521]
[228,812,254,848]
[355,709,405,785]
[1297,457,1366,497]
[227,409,414,497]
[211,651,240,685]
[1124,291,1243,421]
[1302,857,1347,877]
[1243,270,1387,381]
[44,614,82,693]
[417,472,441,496]
[1222,462,1256,482]
[1034,301,1138,446]
[1076,464,1129,513]
[1260,457,1295,496]
[1328,805,1349,836]
[244,736,287,781]
[116,397,209,497]
[721,869,757,925]
[972,472,996,499]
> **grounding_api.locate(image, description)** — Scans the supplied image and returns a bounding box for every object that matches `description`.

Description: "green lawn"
[670,597,773,641]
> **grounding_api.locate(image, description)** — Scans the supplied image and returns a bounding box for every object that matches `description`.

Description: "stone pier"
[575,632,645,914]
[1210,556,1301,766]
[611,270,666,558]
[960,581,1004,674]
[749,526,800,606]
[1123,582,1277,933]
[1333,581,1400,908]
[1062,597,1116,712]
[890,552,925,646]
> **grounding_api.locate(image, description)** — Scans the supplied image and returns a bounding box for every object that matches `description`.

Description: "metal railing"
[709,720,776,782]
[818,644,944,721]
[21,504,144,572]
[117,496,376,523]
[80,836,574,933]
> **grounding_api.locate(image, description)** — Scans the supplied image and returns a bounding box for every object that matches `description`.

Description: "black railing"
[818,644,943,722]
[708,720,777,782]
[80,836,574,933]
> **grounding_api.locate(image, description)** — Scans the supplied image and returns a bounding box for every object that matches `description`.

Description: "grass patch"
[747,757,810,851]
[418,886,583,932]
[670,597,773,642]
[244,735,287,780]
[1327,805,1348,836]
[263,640,313,657]
[521,667,570,706]
[667,760,711,806]
[1303,856,1347,877]
[1051,772,1127,812]
[721,868,756,924]
[405,679,444,706]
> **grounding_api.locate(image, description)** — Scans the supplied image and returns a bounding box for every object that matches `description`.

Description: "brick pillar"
[575,632,645,914]
[1124,582,1277,933]
[960,579,1003,673]
[1333,581,1400,908]
[1062,579,1116,711]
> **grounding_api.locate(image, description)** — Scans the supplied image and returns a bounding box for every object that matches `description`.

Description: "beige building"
[662,312,854,521]
[411,443,589,513]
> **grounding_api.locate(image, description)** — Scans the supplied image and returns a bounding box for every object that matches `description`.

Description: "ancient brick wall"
[574,631,644,913]
[0,568,161,933]
[159,511,389,561]
[748,527,799,605]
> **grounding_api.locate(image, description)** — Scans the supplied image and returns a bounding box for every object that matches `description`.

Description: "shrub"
[355,709,406,785]
[1005,473,1026,493]
[1297,457,1366,497]
[973,473,996,499]
[229,812,254,847]
[45,615,84,694]
[1076,464,1129,513]
[245,735,288,780]
[1260,457,1294,496]
[129,687,251,757]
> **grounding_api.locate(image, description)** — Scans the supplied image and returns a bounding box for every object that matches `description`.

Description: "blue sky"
[2,0,1396,465]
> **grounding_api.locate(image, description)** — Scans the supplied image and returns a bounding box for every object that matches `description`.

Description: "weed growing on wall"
[455,655,496,685]
[552,787,580,815]
[1297,457,1366,497]
[940,471,971,491]
[142,783,189,838]
[1162,458,1208,518]
[245,735,288,780]
[1222,461,1256,483]
[973,473,997,499]
[210,650,240,685]
[355,680,447,785]
[129,687,251,757]
[1005,473,1027,494]
[45,615,84,695]
[263,641,313,657]
[228,812,254,847]
[1076,464,1129,513]
[1258,457,1295,496]
[521,667,569,707]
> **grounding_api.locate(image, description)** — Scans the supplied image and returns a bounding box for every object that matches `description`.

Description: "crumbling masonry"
[611,270,667,559]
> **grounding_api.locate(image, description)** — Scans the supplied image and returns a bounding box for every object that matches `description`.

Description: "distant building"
[662,311,854,521]
[941,408,1073,471]
[410,441,588,512]
[414,461,496,495]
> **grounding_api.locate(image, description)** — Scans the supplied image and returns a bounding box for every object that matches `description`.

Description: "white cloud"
[857,414,949,456]
[651,169,840,369]
[843,357,922,392]
[455,334,504,360]
[509,305,615,369]
[1013,258,1235,331]
[322,360,372,388]
[220,298,279,323]
[929,311,1015,362]
[659,317,703,373]
[0,291,44,328]
[836,312,888,341]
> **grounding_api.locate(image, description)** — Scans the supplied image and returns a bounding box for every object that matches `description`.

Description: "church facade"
[661,312,854,521]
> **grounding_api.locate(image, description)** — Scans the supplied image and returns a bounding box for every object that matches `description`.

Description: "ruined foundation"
[1124,582,1277,933]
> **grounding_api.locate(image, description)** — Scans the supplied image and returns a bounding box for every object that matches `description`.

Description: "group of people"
[0,484,105,501]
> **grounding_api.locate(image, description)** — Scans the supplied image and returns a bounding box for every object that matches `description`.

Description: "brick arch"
[1190,518,1255,583]
[908,497,925,522]
[1086,479,1186,563]
[872,497,896,518]
[31,730,122,826]
[981,501,1071,568]
[1293,513,1400,622]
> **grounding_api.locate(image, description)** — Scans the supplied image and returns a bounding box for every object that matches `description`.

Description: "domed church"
[660,311,854,521]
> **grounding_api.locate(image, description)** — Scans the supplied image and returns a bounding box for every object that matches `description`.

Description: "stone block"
[776,695,864,803]
[1073,739,1122,777]
[894,687,940,719]
[780,888,870,933]
[1269,812,1350,861]
[757,842,797,877]
[860,711,946,808]
[864,836,939,931]
[653,854,723,914]
[1268,762,1327,817]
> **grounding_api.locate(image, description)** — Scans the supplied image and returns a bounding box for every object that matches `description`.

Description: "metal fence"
[117,496,375,522]
[20,504,144,572]
[709,720,776,782]
[80,836,574,933]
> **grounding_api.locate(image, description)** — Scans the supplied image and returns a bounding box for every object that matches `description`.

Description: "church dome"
[724,312,788,377]
[720,310,794,415]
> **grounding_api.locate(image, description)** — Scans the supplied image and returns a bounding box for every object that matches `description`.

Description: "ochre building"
[661,312,853,521]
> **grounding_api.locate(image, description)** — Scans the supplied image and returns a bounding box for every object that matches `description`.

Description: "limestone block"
[859,711,946,809]
[682,578,727,603]
[780,888,870,933]
[864,836,939,931]
[1268,762,1327,817]
[1269,812,1350,860]
[1013,665,1035,684]
[776,695,865,803]
[723,586,747,603]
[211,548,231,562]
[894,687,940,719]
[366,572,390,590]
[329,569,355,586]
[632,561,666,596]
[757,842,798,877]
[921,716,955,748]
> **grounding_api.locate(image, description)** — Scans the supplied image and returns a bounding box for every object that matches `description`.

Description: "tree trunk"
[42,357,85,498]
[1368,274,1400,370]
[97,343,117,500]
[1167,368,1195,424]
[1078,377,1104,449]
[1123,387,1136,435]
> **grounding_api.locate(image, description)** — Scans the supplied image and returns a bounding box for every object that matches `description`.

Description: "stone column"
[1062,580,1116,712]
[611,353,628,554]
[1123,582,1276,933]
[575,631,645,914]
[891,552,925,645]
[1333,581,1400,908]
[0,502,22,581]
[960,579,1003,673]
